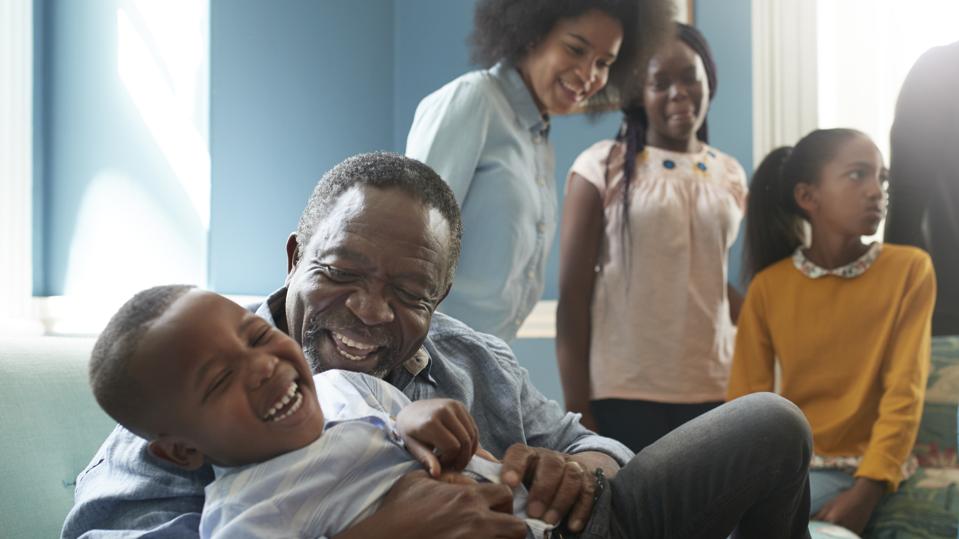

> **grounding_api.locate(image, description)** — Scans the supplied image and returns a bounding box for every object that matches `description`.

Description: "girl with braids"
[406,0,674,342]
[557,23,746,451]
[728,128,935,534]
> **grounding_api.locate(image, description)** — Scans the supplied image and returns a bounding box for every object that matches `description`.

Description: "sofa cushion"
[914,336,959,463]
[864,336,959,538]
[0,336,115,538]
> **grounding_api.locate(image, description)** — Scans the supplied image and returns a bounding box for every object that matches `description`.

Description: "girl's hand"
[813,477,885,534]
[397,399,479,477]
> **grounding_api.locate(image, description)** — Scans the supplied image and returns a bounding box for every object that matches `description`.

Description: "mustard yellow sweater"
[728,244,935,490]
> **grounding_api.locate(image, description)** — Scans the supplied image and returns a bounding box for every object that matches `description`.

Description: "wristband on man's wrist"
[591,467,606,504]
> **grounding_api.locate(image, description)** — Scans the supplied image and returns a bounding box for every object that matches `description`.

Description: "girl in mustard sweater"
[728,128,936,535]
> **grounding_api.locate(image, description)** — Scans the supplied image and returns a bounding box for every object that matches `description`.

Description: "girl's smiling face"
[642,38,710,152]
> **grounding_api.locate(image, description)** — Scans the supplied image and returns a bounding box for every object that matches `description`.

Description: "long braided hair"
[608,23,718,236]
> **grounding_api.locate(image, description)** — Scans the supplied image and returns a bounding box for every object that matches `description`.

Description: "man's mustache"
[303,309,393,348]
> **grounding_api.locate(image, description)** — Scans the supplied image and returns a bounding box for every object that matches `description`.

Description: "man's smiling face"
[284,185,452,377]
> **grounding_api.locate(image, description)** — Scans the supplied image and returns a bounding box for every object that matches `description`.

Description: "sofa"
[0,336,111,538]
[1,335,957,538]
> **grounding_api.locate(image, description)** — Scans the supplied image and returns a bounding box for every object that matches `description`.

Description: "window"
[752,0,958,243]
[0,0,38,333]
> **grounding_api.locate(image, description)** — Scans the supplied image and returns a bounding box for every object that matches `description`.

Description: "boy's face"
[138,290,325,468]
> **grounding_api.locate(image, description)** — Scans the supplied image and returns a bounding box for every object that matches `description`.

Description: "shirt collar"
[489,62,550,138]
[255,287,287,329]
[792,242,882,279]
[257,287,436,381]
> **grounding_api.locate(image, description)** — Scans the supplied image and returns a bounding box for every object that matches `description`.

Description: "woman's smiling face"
[517,8,623,115]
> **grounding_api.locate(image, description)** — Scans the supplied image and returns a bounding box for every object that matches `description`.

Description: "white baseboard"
[516,300,557,339]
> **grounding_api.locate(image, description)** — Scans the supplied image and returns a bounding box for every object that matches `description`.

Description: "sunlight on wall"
[62,170,207,331]
[117,0,210,228]
[58,0,209,319]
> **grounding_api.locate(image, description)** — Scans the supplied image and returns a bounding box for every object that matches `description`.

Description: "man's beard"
[300,309,399,379]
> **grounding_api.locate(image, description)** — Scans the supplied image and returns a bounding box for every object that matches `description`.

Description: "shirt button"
[527,270,536,280]
[536,176,546,186]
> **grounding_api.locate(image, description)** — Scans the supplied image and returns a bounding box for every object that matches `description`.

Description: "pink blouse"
[568,140,747,402]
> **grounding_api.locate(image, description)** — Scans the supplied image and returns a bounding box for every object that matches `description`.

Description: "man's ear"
[793,182,818,216]
[437,281,452,307]
[148,437,206,471]
[286,233,300,275]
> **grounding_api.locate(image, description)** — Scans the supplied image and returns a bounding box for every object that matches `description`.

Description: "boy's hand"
[397,399,479,477]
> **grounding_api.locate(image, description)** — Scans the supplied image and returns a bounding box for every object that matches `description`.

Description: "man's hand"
[499,444,599,532]
[332,470,527,539]
[813,477,885,534]
[396,399,479,476]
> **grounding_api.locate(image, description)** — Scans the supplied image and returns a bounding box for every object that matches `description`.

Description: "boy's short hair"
[89,284,195,437]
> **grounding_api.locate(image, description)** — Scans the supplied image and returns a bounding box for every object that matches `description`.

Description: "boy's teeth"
[263,382,299,420]
[271,391,303,422]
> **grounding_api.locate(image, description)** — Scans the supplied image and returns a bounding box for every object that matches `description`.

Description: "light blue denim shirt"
[62,290,631,538]
[406,62,557,342]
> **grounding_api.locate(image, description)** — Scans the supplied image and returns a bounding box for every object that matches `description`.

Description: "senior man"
[64,152,811,539]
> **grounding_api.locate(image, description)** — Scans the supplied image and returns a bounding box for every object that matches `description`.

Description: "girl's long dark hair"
[610,23,718,232]
[742,128,866,281]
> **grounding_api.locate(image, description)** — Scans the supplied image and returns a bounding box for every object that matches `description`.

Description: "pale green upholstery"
[0,336,114,538]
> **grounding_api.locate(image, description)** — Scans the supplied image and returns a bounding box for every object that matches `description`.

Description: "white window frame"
[0,0,41,334]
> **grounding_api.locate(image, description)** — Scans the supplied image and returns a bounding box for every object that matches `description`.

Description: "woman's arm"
[556,172,605,430]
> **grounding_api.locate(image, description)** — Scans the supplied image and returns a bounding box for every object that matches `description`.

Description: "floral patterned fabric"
[863,336,959,538]
[793,242,883,279]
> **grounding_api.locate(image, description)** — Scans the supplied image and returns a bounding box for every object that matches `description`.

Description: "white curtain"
[751,0,820,169]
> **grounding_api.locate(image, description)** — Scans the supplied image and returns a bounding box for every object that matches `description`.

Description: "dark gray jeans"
[570,392,812,539]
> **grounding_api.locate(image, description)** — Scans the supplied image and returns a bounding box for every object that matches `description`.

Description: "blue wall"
[697,0,753,289]
[392,0,473,153]
[209,0,395,294]
[37,0,208,297]
[32,0,46,295]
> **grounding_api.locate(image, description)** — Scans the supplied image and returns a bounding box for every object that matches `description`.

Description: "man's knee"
[734,392,812,464]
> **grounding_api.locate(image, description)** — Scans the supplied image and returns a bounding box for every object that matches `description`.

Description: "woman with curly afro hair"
[406,0,674,342]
